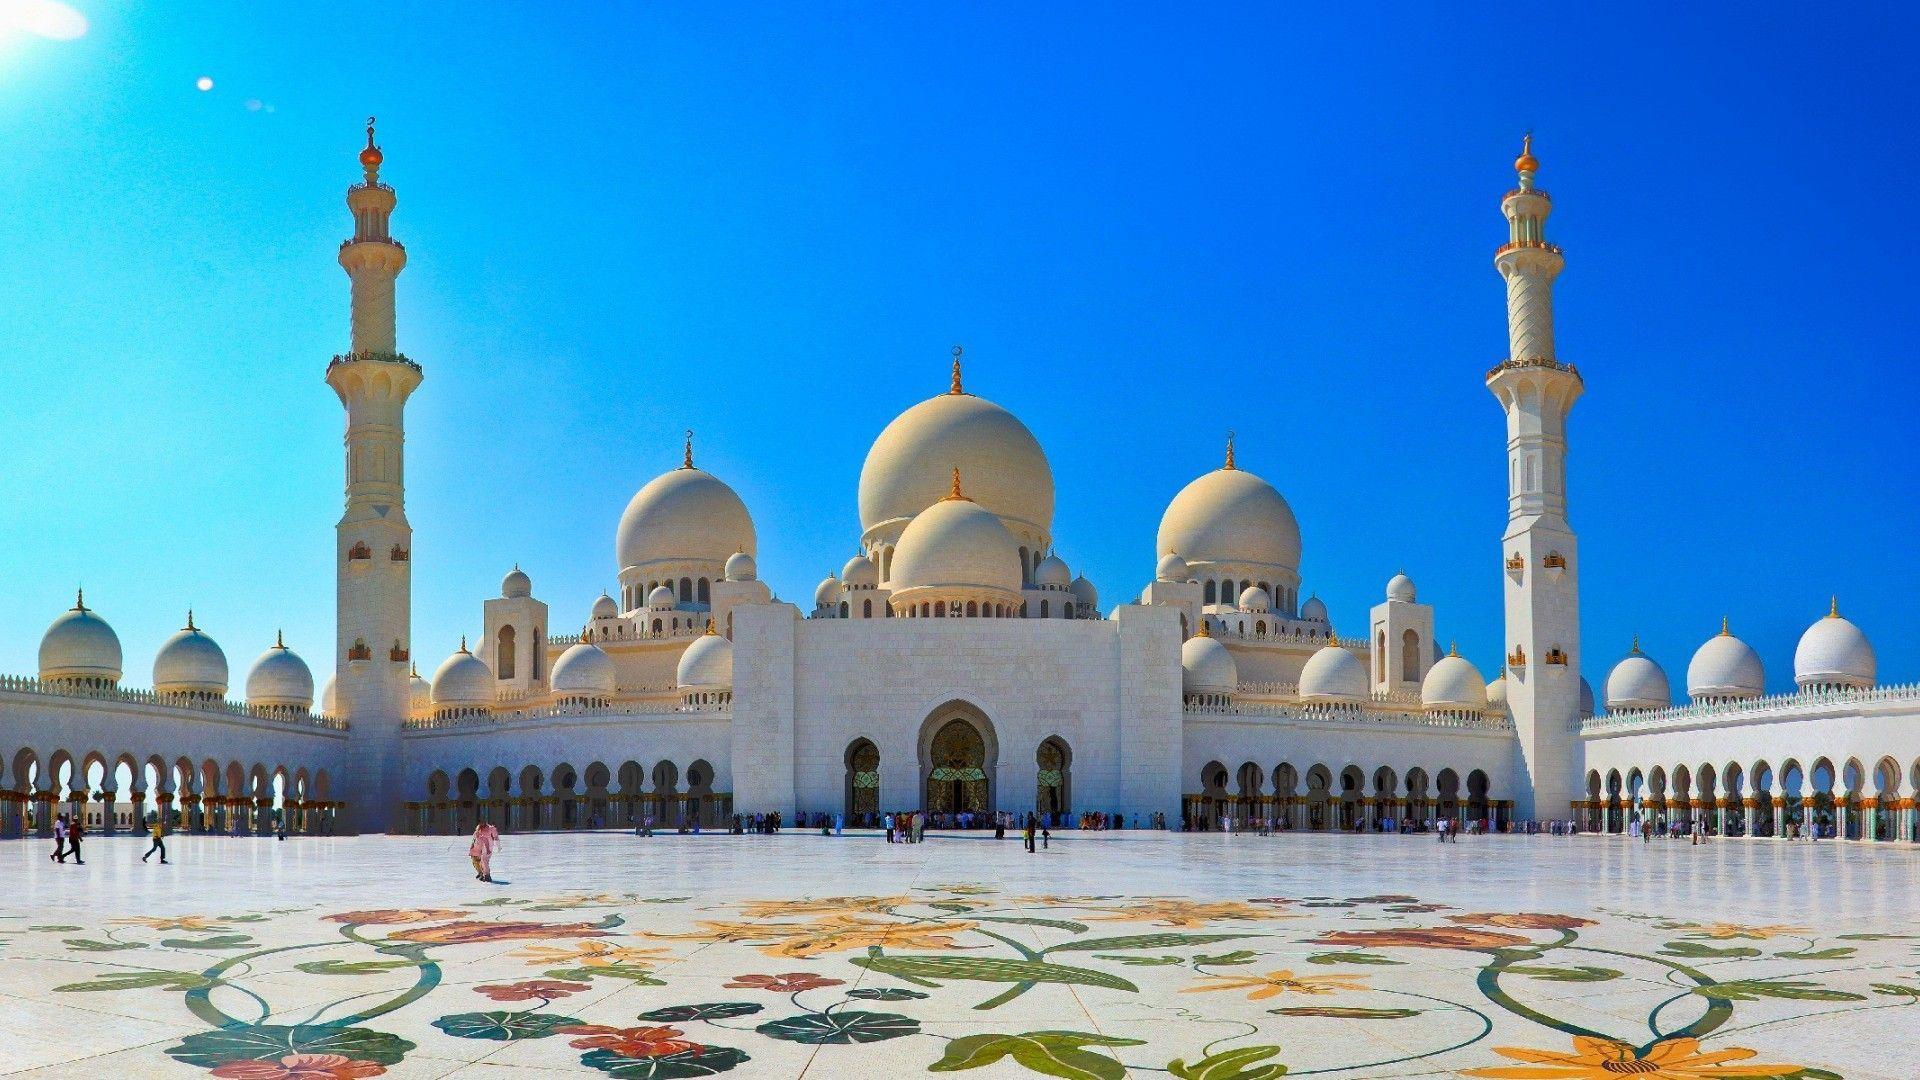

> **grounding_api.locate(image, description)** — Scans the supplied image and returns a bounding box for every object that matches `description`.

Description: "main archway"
[919,702,997,817]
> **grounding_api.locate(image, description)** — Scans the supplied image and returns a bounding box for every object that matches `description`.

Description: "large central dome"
[1156,464,1302,575]
[858,374,1053,539]
[616,465,756,572]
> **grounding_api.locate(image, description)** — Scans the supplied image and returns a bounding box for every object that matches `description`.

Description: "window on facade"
[1401,629,1419,683]
[497,625,516,680]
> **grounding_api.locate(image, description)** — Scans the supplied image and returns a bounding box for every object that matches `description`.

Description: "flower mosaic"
[4,845,1915,1078]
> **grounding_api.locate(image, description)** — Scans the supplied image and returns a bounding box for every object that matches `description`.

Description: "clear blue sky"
[2,4,1915,695]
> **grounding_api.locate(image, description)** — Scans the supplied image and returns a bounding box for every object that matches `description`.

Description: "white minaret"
[327,118,420,833]
[1486,136,1583,821]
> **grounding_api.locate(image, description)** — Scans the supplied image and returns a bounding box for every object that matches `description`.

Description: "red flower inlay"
[208,1054,388,1080]
[473,978,592,1001]
[723,972,846,992]
[558,1024,702,1058]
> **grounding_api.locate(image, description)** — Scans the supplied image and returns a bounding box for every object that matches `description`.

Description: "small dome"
[591,592,618,619]
[725,550,757,582]
[551,640,617,698]
[1386,573,1416,603]
[408,666,431,716]
[1605,642,1671,712]
[321,675,339,716]
[1238,585,1271,613]
[1299,642,1368,703]
[1421,648,1487,711]
[244,633,313,710]
[647,585,677,610]
[431,641,493,707]
[1486,674,1508,712]
[1793,600,1875,689]
[814,575,842,609]
[1181,625,1237,696]
[1070,575,1098,610]
[616,464,756,572]
[1687,620,1765,701]
[1155,552,1189,582]
[37,592,122,685]
[501,564,532,599]
[677,625,734,688]
[153,613,229,698]
[1579,676,1595,719]
[842,554,878,588]
[889,479,1023,595]
[1300,594,1329,622]
[1034,554,1071,588]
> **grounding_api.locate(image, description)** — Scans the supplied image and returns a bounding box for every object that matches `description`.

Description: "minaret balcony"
[1494,239,1562,257]
[1485,356,1581,383]
[329,351,420,373]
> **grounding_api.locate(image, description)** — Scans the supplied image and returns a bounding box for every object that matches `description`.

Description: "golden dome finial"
[1828,594,1840,619]
[1514,131,1539,177]
[459,634,469,653]
[411,662,420,677]
[944,466,967,501]
[185,609,196,631]
[1448,640,1459,657]
[1224,430,1237,471]
[1719,615,1730,637]
[1630,632,1641,655]
[705,618,717,636]
[949,345,964,395]
[275,628,285,649]
[73,587,85,611]
[682,429,694,470]
[1196,618,1211,638]
[359,116,383,183]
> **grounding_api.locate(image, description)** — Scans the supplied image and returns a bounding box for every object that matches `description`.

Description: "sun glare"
[0,0,88,41]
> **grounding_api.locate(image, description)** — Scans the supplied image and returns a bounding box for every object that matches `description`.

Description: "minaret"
[327,118,421,834]
[1486,135,1583,822]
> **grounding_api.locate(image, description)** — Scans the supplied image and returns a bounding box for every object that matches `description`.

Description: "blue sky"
[2,4,1915,695]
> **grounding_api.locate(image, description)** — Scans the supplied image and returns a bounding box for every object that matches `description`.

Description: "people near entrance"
[142,814,169,864]
[1023,813,1037,853]
[469,819,499,882]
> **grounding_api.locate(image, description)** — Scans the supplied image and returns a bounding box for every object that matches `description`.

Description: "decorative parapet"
[327,350,419,372]
[0,674,348,731]
[1580,682,1920,735]
[1183,698,1510,732]
[403,697,727,731]
[1486,356,1582,383]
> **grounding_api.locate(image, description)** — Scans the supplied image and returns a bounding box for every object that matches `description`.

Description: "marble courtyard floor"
[2,832,1917,1079]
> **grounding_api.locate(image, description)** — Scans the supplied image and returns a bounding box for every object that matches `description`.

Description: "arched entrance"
[845,739,880,826]
[1037,738,1071,819]
[920,704,996,820]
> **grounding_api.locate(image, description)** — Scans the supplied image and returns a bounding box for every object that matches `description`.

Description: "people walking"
[1023,813,1037,853]
[141,815,168,864]
[470,819,499,882]
[66,818,84,864]
[51,813,68,862]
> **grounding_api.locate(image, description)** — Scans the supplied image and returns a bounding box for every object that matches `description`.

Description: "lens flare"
[1,0,88,40]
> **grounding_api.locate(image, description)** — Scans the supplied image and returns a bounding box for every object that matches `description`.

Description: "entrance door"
[926,718,988,814]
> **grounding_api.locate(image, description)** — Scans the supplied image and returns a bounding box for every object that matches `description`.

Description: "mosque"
[2,130,1916,843]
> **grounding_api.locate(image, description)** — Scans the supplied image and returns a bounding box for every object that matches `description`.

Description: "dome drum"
[677,626,734,706]
[1181,625,1238,703]
[245,634,315,713]
[1686,623,1765,703]
[615,465,756,582]
[1793,604,1875,691]
[153,615,230,704]
[430,641,494,720]
[551,640,617,707]
[857,384,1056,554]
[1298,641,1368,704]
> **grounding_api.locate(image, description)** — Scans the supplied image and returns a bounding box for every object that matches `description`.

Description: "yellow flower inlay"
[1675,922,1809,941]
[110,915,229,931]
[1086,899,1298,929]
[735,896,914,919]
[760,915,980,958]
[1461,1035,1804,1079]
[1181,969,1369,1000]
[512,940,676,967]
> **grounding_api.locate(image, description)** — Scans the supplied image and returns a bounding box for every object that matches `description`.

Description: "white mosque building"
[2,130,1915,843]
